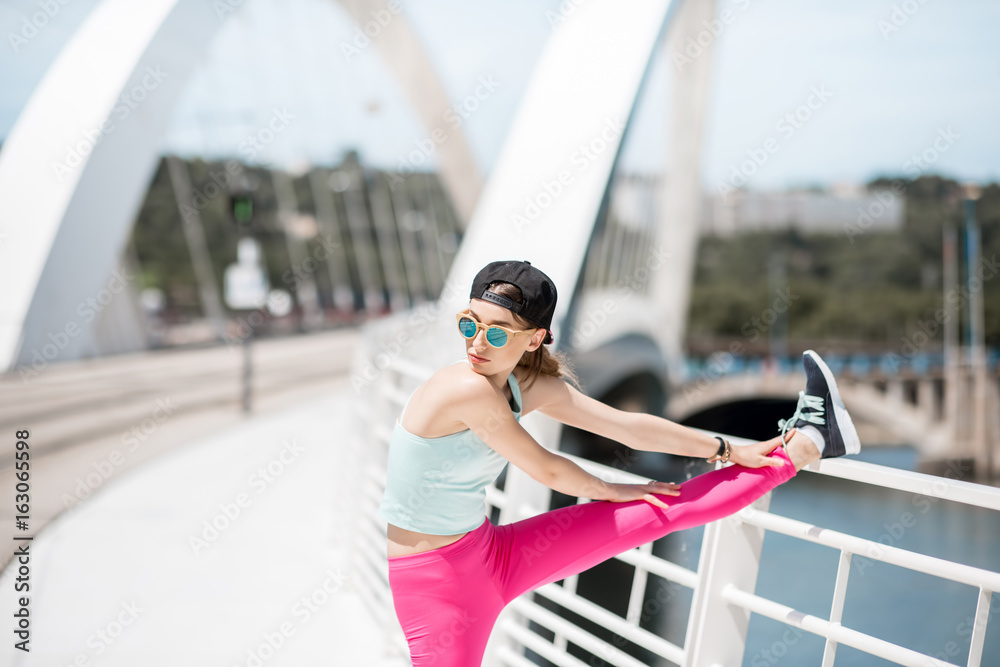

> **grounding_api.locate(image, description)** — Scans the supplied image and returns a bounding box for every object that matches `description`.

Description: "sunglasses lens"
[486,327,508,347]
[458,317,477,338]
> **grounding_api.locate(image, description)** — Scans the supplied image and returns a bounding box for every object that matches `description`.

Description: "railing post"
[886,378,906,407]
[917,377,938,422]
[684,486,773,667]
[820,550,852,666]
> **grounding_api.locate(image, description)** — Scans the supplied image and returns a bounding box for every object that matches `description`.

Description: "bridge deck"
[0,386,405,666]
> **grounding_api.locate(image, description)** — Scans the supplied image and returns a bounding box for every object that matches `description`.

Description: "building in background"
[700,183,905,236]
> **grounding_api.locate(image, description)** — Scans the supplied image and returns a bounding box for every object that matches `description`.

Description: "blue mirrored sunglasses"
[455,309,537,348]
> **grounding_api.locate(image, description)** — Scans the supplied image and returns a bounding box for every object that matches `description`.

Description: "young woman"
[378,259,860,666]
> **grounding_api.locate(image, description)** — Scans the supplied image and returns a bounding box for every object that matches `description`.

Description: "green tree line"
[687,176,1000,351]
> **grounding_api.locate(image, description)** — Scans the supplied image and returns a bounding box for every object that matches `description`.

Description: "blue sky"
[1,0,997,189]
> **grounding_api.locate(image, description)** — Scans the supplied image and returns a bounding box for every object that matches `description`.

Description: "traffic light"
[229,192,254,227]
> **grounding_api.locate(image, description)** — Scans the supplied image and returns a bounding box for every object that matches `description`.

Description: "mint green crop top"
[377,359,521,535]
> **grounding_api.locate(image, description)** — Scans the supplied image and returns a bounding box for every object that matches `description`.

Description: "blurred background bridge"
[673,351,1000,475]
[1,0,999,665]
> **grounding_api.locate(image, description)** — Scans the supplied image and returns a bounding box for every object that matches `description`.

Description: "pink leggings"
[386,446,795,665]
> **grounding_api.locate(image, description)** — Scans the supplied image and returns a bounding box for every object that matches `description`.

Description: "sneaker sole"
[804,350,861,455]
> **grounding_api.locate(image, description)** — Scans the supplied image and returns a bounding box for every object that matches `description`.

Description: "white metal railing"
[348,339,1000,667]
[697,431,1000,667]
[349,345,431,662]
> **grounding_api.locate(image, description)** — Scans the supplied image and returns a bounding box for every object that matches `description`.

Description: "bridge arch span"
[668,372,948,455]
[0,0,482,371]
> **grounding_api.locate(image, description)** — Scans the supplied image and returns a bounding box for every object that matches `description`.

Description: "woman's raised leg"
[495,445,796,602]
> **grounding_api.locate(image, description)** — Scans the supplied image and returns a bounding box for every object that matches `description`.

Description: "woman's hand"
[603,481,681,510]
[713,430,794,469]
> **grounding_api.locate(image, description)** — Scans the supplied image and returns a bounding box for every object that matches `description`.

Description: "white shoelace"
[778,390,825,441]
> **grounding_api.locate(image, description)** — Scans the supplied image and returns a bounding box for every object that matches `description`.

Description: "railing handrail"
[738,505,1000,592]
[722,586,965,667]
[698,428,1000,512]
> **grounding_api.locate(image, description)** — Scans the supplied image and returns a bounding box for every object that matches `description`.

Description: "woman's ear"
[526,327,545,352]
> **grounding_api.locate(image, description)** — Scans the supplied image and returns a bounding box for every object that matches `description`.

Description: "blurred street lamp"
[961,181,989,479]
[224,180,268,414]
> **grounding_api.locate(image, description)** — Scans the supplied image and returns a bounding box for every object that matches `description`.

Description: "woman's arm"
[541,454,679,507]
[532,374,718,457]
[629,412,720,457]
[456,375,678,508]
[533,374,790,467]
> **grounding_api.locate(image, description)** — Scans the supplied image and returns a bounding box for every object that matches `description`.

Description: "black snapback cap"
[469,260,557,344]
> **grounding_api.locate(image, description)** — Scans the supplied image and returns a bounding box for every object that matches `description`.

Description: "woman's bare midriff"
[386,523,469,557]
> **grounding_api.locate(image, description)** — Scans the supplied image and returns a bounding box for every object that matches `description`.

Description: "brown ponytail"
[484,281,581,393]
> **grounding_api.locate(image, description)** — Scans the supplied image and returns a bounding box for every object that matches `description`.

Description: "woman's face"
[463,298,544,370]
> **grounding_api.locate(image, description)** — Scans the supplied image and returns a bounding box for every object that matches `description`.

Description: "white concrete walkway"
[1,381,404,666]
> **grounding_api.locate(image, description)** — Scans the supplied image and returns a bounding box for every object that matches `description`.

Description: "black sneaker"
[778,349,861,458]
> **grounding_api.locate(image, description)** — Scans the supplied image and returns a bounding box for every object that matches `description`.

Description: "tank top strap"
[508,371,522,416]
[399,390,413,421]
